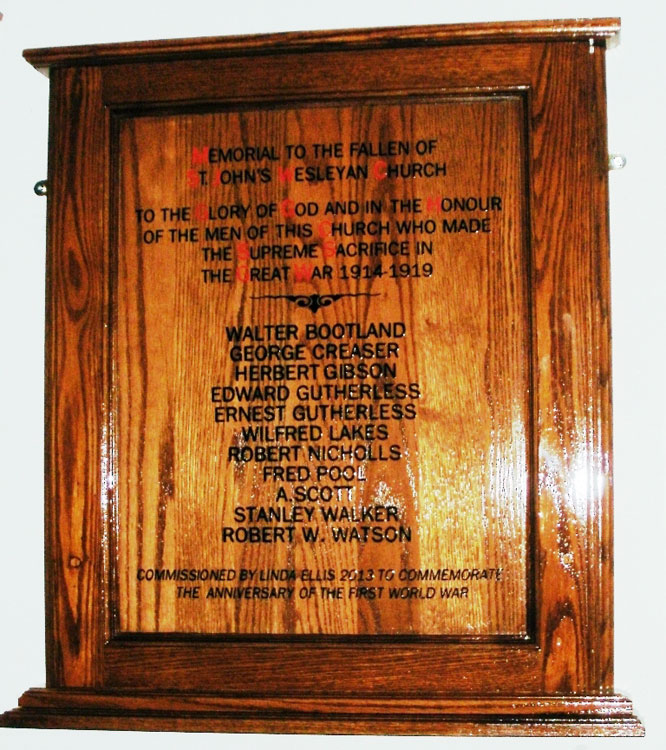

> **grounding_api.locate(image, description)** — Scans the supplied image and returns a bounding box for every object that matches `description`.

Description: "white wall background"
[1,1,664,748]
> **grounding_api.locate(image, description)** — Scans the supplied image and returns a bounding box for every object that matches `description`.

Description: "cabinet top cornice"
[24,18,620,74]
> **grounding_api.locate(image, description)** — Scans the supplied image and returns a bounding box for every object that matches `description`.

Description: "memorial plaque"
[0,19,644,735]
[116,98,529,638]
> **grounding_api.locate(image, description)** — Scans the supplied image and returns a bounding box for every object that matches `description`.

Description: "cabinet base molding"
[0,689,644,736]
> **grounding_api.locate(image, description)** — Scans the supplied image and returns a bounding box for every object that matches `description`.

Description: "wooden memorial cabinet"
[0,19,644,735]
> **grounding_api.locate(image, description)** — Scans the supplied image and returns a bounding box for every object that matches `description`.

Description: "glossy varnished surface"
[23,18,620,71]
[114,98,530,636]
[0,19,642,735]
[0,688,644,736]
[43,65,107,688]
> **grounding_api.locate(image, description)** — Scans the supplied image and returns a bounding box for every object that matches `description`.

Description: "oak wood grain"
[528,41,614,693]
[44,66,107,687]
[23,19,620,72]
[1,19,641,737]
[101,46,530,107]
[114,97,531,637]
[0,688,644,736]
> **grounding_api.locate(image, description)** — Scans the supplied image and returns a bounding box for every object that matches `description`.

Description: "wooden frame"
[0,19,643,735]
